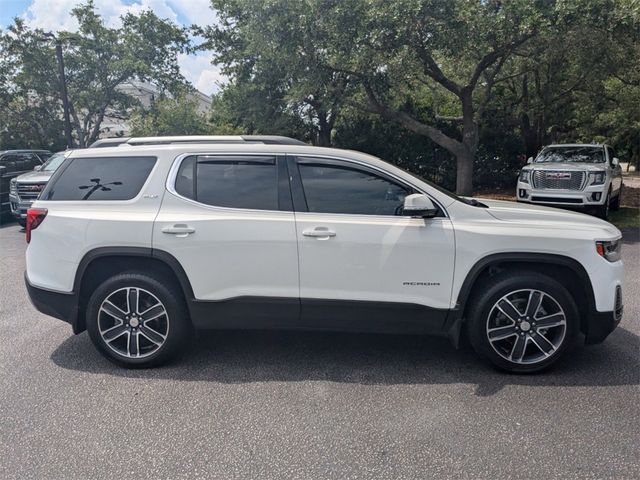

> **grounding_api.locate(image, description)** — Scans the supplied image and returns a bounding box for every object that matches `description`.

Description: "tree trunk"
[458,88,477,196]
[363,84,477,195]
[456,150,474,196]
[317,110,332,146]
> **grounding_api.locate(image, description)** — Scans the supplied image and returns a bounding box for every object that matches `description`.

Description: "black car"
[0,150,51,224]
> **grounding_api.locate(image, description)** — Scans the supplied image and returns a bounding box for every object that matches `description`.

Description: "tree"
[202,0,353,146]
[204,0,553,194]
[209,77,314,141]
[487,0,639,159]
[0,1,191,148]
[130,94,213,136]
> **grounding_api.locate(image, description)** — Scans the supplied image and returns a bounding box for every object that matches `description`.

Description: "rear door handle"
[302,226,336,239]
[162,224,195,238]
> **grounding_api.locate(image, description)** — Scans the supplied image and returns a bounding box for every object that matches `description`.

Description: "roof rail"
[88,135,306,148]
[89,137,131,148]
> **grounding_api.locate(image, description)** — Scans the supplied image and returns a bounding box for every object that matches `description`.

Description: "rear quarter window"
[41,156,156,201]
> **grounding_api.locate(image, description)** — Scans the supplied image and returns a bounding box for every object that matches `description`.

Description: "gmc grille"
[16,182,46,201]
[532,170,586,190]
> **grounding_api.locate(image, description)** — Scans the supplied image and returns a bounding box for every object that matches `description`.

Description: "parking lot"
[0,223,638,479]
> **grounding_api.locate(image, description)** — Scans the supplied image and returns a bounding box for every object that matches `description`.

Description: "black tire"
[610,185,622,211]
[17,218,26,228]
[595,189,611,219]
[86,272,191,368]
[466,272,579,373]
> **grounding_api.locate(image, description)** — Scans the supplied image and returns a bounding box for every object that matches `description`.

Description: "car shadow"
[50,326,639,397]
[621,227,639,245]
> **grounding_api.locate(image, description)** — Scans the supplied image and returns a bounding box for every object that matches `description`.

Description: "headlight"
[589,172,606,185]
[9,178,17,195]
[519,170,530,183]
[596,239,621,262]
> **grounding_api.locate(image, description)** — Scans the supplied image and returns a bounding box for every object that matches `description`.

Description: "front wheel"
[86,272,191,368]
[595,190,611,219]
[610,185,622,211]
[466,272,579,373]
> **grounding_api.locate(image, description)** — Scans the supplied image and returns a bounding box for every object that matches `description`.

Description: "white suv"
[25,136,624,372]
[516,144,623,219]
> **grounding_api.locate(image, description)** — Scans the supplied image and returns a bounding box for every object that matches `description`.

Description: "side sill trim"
[189,296,450,335]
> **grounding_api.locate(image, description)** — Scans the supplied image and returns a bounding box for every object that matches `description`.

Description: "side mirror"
[34,165,42,171]
[612,157,620,167]
[527,157,533,164]
[402,194,438,218]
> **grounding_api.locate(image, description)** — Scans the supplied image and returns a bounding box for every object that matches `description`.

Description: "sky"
[0,0,223,95]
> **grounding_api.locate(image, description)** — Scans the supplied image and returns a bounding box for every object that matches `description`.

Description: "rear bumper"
[25,273,79,331]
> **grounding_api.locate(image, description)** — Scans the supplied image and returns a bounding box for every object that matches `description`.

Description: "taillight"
[26,208,47,243]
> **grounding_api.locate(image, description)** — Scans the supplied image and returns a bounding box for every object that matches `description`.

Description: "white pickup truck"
[516,144,623,219]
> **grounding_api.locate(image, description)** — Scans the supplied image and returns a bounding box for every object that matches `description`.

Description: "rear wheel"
[466,272,578,373]
[86,272,191,368]
[17,218,26,228]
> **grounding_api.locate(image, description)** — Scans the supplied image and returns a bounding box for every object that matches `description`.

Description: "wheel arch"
[73,247,195,334]
[454,252,595,336]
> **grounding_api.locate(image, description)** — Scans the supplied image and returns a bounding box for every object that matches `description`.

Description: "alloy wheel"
[486,289,567,365]
[98,287,169,359]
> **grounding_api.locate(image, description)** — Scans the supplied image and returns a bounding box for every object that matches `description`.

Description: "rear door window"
[42,156,156,201]
[175,155,279,211]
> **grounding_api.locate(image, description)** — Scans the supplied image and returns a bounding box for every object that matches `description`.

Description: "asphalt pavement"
[0,223,638,479]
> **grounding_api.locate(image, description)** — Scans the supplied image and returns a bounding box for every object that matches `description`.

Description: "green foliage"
[130,94,213,136]
[205,0,640,189]
[0,1,191,149]
[204,0,354,145]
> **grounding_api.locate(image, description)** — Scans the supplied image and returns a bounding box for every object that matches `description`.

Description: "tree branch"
[469,31,536,89]
[363,83,464,156]
[415,47,461,96]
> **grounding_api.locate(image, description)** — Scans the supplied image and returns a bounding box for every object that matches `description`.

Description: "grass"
[609,207,640,229]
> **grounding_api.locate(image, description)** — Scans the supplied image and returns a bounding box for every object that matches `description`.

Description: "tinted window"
[42,156,156,201]
[24,153,41,168]
[175,155,278,210]
[298,163,410,215]
[0,154,33,172]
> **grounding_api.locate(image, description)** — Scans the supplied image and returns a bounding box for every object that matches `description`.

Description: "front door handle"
[302,226,336,239]
[162,224,195,238]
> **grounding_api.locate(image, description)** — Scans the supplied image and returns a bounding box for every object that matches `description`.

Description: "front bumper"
[584,310,622,344]
[9,194,33,219]
[25,273,80,332]
[584,285,623,344]
[516,181,608,207]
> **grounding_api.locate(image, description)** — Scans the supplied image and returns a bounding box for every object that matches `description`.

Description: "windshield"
[41,152,68,171]
[535,146,605,164]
